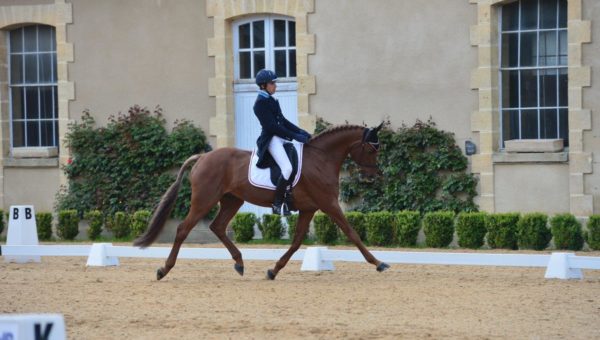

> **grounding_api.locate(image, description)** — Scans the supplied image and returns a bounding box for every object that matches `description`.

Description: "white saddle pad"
[248,141,304,190]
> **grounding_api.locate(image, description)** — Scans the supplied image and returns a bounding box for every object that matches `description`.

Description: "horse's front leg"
[323,204,390,272]
[267,210,316,280]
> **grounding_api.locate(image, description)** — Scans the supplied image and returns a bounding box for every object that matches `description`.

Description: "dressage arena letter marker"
[0,314,66,340]
[4,205,40,263]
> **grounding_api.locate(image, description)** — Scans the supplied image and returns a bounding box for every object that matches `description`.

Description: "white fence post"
[86,243,119,267]
[544,252,583,279]
[4,205,40,263]
[300,246,335,271]
[0,314,66,340]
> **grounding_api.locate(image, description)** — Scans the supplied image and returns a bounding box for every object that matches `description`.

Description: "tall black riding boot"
[272,176,291,216]
[284,185,296,212]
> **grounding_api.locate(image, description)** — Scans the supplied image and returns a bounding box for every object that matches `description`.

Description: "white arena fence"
[2,243,600,280]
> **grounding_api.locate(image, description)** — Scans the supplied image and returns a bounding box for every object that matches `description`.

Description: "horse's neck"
[311,128,362,165]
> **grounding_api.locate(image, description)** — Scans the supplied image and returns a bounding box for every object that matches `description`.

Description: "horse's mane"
[310,124,365,143]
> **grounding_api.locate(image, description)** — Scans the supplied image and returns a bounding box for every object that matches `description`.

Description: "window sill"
[492,151,568,164]
[11,147,58,159]
[3,157,59,168]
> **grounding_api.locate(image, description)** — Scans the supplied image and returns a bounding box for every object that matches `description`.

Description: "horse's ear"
[374,122,384,133]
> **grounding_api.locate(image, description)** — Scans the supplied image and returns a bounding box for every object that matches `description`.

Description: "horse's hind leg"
[209,194,245,275]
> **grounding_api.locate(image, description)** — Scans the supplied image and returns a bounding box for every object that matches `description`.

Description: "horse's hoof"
[234,263,244,276]
[376,262,390,272]
[266,269,276,280]
[157,268,166,281]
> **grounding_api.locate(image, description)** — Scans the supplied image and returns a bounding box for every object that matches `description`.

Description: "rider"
[253,69,311,216]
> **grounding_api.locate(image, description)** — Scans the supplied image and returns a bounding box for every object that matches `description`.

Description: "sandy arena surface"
[1,244,599,339]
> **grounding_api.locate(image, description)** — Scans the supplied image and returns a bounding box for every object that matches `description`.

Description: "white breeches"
[268,136,293,180]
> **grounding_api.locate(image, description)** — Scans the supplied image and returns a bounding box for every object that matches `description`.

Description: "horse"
[133,123,390,280]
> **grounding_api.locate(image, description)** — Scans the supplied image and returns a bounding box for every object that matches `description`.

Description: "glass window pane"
[25,54,38,83]
[40,86,55,119]
[558,68,567,106]
[540,0,557,28]
[558,0,567,28]
[288,21,295,46]
[502,70,519,108]
[539,31,557,66]
[558,30,567,65]
[26,121,40,147]
[10,55,23,84]
[539,69,557,107]
[41,121,55,147]
[502,110,520,143]
[501,33,518,67]
[275,50,286,78]
[559,108,568,145]
[39,53,54,83]
[253,51,265,75]
[502,1,519,31]
[10,28,23,53]
[520,69,538,107]
[253,21,264,48]
[23,26,37,52]
[289,50,296,77]
[521,109,539,139]
[38,26,54,52]
[521,0,538,30]
[239,23,250,49]
[274,20,286,47]
[11,87,25,120]
[12,121,25,147]
[520,32,537,66]
[540,109,558,139]
[239,51,251,79]
[25,87,39,119]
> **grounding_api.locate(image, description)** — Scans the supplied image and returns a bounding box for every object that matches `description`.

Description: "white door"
[233,16,298,222]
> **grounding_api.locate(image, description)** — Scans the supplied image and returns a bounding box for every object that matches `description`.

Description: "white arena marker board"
[0,314,66,340]
[4,205,39,263]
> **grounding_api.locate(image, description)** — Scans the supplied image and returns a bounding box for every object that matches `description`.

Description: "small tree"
[423,211,455,248]
[231,213,256,243]
[455,212,487,249]
[57,210,79,240]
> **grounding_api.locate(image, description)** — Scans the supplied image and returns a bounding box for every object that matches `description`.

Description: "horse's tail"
[133,154,201,248]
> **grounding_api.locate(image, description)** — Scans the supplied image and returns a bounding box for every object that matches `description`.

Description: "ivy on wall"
[56,106,214,218]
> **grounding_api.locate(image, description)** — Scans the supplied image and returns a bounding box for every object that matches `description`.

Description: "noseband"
[350,142,379,169]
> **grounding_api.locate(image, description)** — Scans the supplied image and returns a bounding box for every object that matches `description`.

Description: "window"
[8,25,58,149]
[234,17,296,81]
[499,0,568,147]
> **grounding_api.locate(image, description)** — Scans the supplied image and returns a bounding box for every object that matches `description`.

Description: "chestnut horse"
[134,124,390,280]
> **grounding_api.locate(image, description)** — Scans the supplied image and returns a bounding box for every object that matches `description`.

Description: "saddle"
[249,141,303,190]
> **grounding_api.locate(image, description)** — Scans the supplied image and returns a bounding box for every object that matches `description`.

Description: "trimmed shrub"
[365,211,394,246]
[423,211,455,248]
[0,209,4,235]
[258,214,283,241]
[313,213,338,245]
[286,214,308,241]
[57,210,79,240]
[550,213,584,251]
[486,213,519,249]
[455,212,487,249]
[394,211,421,247]
[84,210,103,240]
[131,210,152,238]
[231,213,256,243]
[586,215,600,250]
[107,212,131,239]
[36,212,53,241]
[517,213,551,250]
[344,211,367,242]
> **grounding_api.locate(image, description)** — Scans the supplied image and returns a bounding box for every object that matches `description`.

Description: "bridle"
[350,141,379,169]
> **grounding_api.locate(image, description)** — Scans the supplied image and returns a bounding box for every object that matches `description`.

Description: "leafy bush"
[486,213,519,250]
[365,211,394,246]
[84,210,103,240]
[517,213,551,250]
[231,213,256,243]
[36,212,53,241]
[131,210,152,238]
[107,212,131,239]
[550,213,584,251]
[455,212,487,249]
[586,215,600,250]
[394,211,421,247]
[57,210,79,240]
[56,106,213,218]
[423,211,455,248]
[344,211,367,242]
[258,214,283,241]
[313,213,338,245]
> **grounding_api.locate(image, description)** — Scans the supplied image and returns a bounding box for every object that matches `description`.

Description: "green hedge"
[394,211,421,247]
[365,211,394,246]
[259,214,283,241]
[486,213,519,250]
[286,214,305,240]
[423,211,455,248]
[231,213,256,243]
[57,210,79,240]
[517,213,551,250]
[131,210,152,238]
[550,213,584,251]
[84,210,103,240]
[107,212,131,239]
[313,213,338,245]
[36,212,53,241]
[586,215,600,250]
[345,211,367,242]
[455,212,486,249]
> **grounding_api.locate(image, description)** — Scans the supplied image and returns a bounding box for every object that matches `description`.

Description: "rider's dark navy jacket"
[253,90,306,169]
